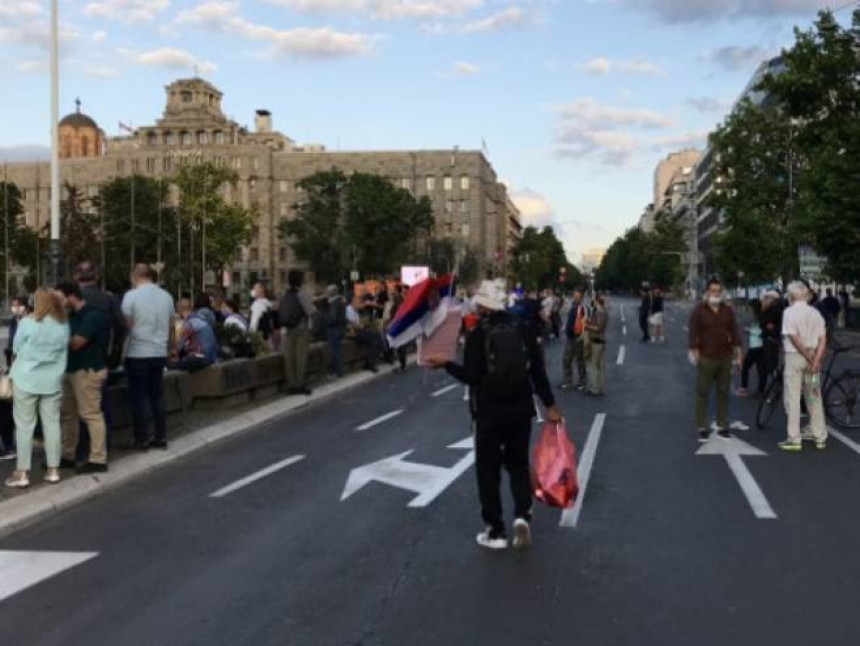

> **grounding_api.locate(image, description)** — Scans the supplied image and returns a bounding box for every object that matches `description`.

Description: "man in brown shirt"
[688,278,743,442]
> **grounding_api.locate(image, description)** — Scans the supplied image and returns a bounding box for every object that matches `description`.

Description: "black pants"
[475,413,533,535]
[125,358,168,444]
[741,347,765,392]
[0,400,13,452]
[639,313,649,341]
[354,329,382,368]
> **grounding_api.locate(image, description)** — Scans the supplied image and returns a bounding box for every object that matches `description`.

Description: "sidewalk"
[0,362,405,538]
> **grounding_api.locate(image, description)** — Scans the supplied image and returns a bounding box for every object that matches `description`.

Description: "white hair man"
[780,280,828,451]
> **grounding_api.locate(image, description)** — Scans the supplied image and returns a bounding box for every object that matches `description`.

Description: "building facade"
[653,149,701,211]
[4,78,521,293]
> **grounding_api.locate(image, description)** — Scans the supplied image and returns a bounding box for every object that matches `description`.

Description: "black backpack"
[481,319,531,401]
[280,291,306,329]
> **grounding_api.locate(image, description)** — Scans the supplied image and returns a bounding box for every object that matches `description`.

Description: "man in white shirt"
[780,280,828,451]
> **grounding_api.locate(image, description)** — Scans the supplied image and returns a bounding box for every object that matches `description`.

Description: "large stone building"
[653,149,701,212]
[4,77,522,293]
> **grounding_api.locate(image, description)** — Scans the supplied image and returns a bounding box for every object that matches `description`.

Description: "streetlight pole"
[47,0,61,287]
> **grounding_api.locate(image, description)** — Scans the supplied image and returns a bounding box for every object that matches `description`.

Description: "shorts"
[648,313,663,326]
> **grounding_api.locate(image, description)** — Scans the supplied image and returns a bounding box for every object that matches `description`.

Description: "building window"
[461,223,471,238]
[163,157,173,172]
[214,131,225,145]
[232,271,241,287]
[233,157,242,170]
[279,247,287,262]
[116,159,125,173]
[197,131,208,145]
[147,132,158,147]
[280,203,288,217]
[250,248,259,262]
[443,175,453,191]
[279,270,287,286]
[460,175,470,191]
[426,176,436,191]
[164,132,175,146]
[181,91,193,103]
[213,156,224,168]
[401,178,412,190]
[445,200,455,214]
[252,157,260,170]
[249,179,257,190]
[444,222,453,235]
[131,159,140,173]
[181,131,191,146]
[279,180,288,193]
[87,185,99,198]
[251,225,260,241]
[146,158,156,173]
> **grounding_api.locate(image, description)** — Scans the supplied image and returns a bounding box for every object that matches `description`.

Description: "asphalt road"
[1,299,859,646]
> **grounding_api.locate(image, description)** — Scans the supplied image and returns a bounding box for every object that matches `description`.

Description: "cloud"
[510,188,555,228]
[577,57,664,76]
[462,6,528,33]
[0,0,42,19]
[649,130,709,150]
[17,58,49,74]
[623,0,830,23]
[554,97,675,129]
[687,96,731,113]
[451,61,481,75]
[0,145,50,162]
[703,45,772,71]
[127,47,217,73]
[91,30,108,43]
[173,1,378,59]
[84,0,170,22]
[267,0,483,19]
[81,64,120,78]
[0,21,81,52]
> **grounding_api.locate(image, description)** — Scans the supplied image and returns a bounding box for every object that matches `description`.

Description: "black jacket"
[444,311,555,420]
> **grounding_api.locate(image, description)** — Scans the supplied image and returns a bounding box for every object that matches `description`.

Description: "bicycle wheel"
[825,370,860,430]
[756,374,783,430]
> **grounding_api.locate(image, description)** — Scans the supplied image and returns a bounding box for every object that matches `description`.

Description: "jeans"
[62,369,108,464]
[696,358,732,430]
[562,336,587,386]
[0,400,13,452]
[283,325,310,390]
[475,413,533,534]
[14,387,62,471]
[125,357,168,445]
[326,329,344,377]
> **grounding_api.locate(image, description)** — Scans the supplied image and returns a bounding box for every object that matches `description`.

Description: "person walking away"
[172,298,217,372]
[55,282,111,474]
[4,290,69,488]
[688,278,743,442]
[586,293,609,396]
[249,282,276,348]
[324,285,347,378]
[425,279,561,551]
[639,284,652,342]
[122,264,175,451]
[779,281,828,451]
[279,270,314,395]
[561,287,588,392]
[649,287,665,343]
[737,298,766,397]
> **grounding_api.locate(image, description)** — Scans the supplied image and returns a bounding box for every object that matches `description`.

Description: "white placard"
[401,266,430,287]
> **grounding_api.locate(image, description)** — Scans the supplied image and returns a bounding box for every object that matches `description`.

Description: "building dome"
[59,99,104,159]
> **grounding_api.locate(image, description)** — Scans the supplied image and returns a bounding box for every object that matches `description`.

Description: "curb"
[0,364,403,539]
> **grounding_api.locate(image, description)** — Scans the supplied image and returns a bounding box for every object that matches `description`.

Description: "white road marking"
[463,386,470,401]
[683,325,689,332]
[828,426,860,456]
[210,455,306,498]
[356,409,404,431]
[622,325,627,336]
[697,437,776,520]
[0,550,98,603]
[616,345,626,366]
[619,306,626,324]
[341,437,475,507]
[560,413,607,528]
[432,383,460,398]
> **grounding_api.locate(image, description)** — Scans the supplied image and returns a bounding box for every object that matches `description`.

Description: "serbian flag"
[387,274,456,348]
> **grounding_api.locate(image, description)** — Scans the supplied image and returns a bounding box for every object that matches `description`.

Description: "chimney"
[255,109,272,133]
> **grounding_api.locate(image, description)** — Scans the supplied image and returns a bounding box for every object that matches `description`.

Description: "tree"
[0,180,39,296]
[423,238,481,287]
[511,226,582,291]
[595,228,650,292]
[279,169,435,285]
[57,184,99,278]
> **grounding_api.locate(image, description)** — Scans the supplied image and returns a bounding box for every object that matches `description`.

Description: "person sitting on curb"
[171,298,218,373]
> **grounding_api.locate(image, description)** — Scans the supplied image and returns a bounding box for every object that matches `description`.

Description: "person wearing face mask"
[688,278,743,442]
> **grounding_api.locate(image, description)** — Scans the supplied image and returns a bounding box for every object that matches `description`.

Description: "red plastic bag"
[531,421,579,509]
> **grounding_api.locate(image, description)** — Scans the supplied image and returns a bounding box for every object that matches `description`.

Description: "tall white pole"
[48,0,61,284]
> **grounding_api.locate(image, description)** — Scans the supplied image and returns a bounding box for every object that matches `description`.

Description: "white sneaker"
[476,528,508,550]
[512,518,532,552]
[4,471,29,488]
[730,421,751,431]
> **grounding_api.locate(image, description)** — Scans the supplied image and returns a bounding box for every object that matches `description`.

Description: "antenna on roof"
[75,97,81,113]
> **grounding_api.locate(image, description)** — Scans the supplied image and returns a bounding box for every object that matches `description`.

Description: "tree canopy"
[596,218,685,293]
[510,226,582,291]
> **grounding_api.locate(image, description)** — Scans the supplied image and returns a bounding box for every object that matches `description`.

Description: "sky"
[0,0,849,263]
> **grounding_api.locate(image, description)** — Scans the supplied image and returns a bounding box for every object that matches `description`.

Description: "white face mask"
[11,306,23,316]
[250,290,257,299]
[708,295,722,307]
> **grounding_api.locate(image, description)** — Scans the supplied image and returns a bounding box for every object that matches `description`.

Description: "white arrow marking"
[210,455,306,498]
[0,550,98,603]
[356,409,404,431]
[828,426,860,457]
[619,306,626,324]
[616,345,626,366]
[432,383,460,398]
[463,386,470,401]
[341,437,475,507]
[697,436,777,519]
[561,413,606,528]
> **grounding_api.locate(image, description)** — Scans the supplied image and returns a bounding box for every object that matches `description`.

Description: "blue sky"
[0,0,845,262]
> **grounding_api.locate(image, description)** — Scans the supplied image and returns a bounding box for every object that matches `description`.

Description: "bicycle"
[756,339,860,431]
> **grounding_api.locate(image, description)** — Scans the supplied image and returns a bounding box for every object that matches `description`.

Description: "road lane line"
[622,325,627,336]
[616,345,625,366]
[560,413,607,528]
[356,409,404,431]
[209,455,306,498]
[725,452,777,519]
[432,384,459,398]
[619,306,626,324]
[828,426,860,456]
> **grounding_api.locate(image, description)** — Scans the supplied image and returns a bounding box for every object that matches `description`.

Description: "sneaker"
[4,471,29,488]
[512,519,532,552]
[148,439,168,450]
[559,382,574,391]
[730,421,751,431]
[476,527,508,551]
[717,429,731,441]
[76,462,108,475]
[44,467,61,484]
[0,450,16,461]
[778,440,802,452]
[815,439,827,451]
[575,384,586,393]
[697,429,711,443]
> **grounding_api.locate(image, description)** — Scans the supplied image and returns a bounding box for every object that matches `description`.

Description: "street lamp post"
[47,0,61,287]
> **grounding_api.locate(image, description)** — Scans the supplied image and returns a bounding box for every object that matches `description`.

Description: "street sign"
[350,270,360,282]
[696,436,776,519]
[798,245,827,282]
[340,437,475,507]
